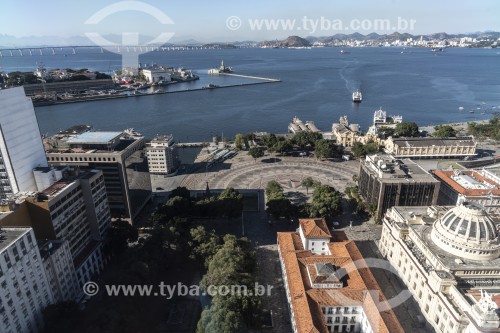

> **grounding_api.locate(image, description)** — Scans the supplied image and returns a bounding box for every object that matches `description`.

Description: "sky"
[1,0,500,44]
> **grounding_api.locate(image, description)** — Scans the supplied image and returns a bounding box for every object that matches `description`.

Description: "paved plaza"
[181,152,360,192]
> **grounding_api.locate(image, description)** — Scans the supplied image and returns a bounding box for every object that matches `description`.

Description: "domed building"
[380,202,500,333]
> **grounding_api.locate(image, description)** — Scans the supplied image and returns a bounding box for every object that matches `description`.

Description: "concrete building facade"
[358,154,440,219]
[39,239,79,303]
[1,168,110,291]
[0,227,53,333]
[384,137,476,159]
[0,87,48,200]
[433,169,500,216]
[145,135,178,175]
[44,126,149,222]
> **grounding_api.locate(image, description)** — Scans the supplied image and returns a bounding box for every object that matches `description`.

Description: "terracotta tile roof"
[277,229,405,333]
[300,219,332,239]
[433,170,500,196]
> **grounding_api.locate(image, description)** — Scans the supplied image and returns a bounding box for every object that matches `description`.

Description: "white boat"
[352,91,362,103]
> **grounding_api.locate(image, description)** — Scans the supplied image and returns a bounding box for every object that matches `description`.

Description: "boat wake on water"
[339,60,362,93]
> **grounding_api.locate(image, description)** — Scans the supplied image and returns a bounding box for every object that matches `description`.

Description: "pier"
[33,79,281,107]
[219,73,281,82]
[177,142,209,148]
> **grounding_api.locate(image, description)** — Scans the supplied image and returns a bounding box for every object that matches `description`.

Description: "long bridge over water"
[0,45,242,57]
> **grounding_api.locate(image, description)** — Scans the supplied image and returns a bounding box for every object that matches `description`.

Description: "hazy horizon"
[1,0,500,46]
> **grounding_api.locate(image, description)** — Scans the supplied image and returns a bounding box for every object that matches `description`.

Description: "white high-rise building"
[0,227,54,333]
[0,87,48,200]
[145,134,178,175]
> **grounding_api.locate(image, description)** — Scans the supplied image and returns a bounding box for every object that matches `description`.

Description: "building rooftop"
[300,219,331,238]
[433,170,500,196]
[0,227,30,253]
[391,136,476,147]
[278,223,404,333]
[38,239,66,260]
[389,205,500,270]
[363,154,438,183]
[66,131,123,145]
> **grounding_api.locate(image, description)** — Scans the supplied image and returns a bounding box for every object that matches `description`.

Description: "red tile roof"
[277,219,404,333]
[300,219,332,238]
[433,170,500,196]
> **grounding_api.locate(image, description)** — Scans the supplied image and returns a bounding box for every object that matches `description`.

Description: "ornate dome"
[431,202,500,261]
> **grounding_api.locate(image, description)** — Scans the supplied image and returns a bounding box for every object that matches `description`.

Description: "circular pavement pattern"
[181,157,359,191]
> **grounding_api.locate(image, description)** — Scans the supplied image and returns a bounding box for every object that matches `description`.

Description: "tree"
[291,131,322,149]
[169,186,191,200]
[274,139,292,155]
[218,188,243,219]
[266,180,284,199]
[365,141,379,155]
[309,184,342,220]
[314,139,342,159]
[189,226,222,267]
[395,122,419,137]
[261,133,278,149]
[433,125,457,138]
[301,177,315,194]
[234,134,245,149]
[248,147,264,161]
[43,301,82,333]
[351,142,366,158]
[107,219,139,255]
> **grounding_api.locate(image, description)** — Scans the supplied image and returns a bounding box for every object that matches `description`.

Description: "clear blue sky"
[1,0,500,42]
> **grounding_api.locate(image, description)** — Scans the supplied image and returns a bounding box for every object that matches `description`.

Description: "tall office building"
[0,87,48,200]
[44,126,150,223]
[358,154,440,219]
[0,227,54,333]
[1,167,110,288]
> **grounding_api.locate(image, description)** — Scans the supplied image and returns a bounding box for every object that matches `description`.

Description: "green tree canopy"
[433,125,457,137]
[314,139,342,159]
[309,184,343,220]
[291,131,323,149]
[395,122,419,137]
[301,177,315,194]
[218,188,243,219]
[248,147,264,160]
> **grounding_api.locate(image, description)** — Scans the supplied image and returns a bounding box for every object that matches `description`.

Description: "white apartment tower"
[0,87,48,200]
[0,227,54,333]
[145,135,178,175]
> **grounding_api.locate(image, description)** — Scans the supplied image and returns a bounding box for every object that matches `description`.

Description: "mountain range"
[1,31,499,48]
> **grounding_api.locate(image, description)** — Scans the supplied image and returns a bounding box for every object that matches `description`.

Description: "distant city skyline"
[1,0,500,45]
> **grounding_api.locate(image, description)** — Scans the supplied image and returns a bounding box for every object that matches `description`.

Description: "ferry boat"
[340,50,351,54]
[352,91,362,103]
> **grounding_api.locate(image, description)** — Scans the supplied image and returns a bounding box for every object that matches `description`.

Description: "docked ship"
[202,83,220,89]
[170,67,199,82]
[288,116,321,134]
[352,91,362,103]
[208,60,233,74]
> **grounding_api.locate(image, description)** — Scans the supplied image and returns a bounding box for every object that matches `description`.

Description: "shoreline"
[419,118,492,135]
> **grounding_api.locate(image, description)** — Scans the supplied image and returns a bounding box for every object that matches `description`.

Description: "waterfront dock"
[219,73,281,82]
[177,142,209,148]
[33,78,281,107]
